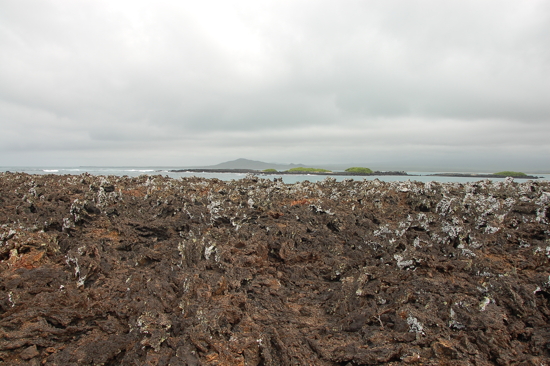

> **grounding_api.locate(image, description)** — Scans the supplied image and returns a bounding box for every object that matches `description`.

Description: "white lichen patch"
[535,193,550,224]
[436,197,456,216]
[374,225,393,238]
[204,242,216,260]
[448,308,465,329]
[457,244,476,257]
[534,246,550,259]
[62,217,75,231]
[177,241,186,263]
[0,229,17,241]
[7,292,15,307]
[394,254,414,270]
[407,316,425,335]
[65,255,86,287]
[479,296,492,311]
[484,225,500,235]
[137,311,172,352]
[442,223,462,239]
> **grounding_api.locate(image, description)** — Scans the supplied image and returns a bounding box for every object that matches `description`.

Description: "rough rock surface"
[0,172,549,365]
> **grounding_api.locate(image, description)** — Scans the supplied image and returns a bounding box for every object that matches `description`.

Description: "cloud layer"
[1,0,549,170]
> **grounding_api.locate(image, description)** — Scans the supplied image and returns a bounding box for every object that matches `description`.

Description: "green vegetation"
[286,167,332,173]
[262,168,278,172]
[493,171,527,177]
[345,167,373,174]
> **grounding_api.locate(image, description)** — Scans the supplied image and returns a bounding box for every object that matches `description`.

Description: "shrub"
[262,169,278,172]
[345,167,373,174]
[286,167,332,173]
[493,171,527,177]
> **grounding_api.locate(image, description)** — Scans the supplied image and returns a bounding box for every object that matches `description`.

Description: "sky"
[1,0,550,171]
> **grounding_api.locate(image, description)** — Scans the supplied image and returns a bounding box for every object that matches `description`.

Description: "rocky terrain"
[0,172,549,365]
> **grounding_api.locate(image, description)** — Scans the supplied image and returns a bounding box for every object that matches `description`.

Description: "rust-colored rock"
[0,172,549,365]
[19,345,39,360]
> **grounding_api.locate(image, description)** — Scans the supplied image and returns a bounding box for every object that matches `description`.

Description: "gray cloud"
[1,0,549,170]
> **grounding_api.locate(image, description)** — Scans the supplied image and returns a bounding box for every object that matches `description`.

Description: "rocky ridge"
[0,172,549,365]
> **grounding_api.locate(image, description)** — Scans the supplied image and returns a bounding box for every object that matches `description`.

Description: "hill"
[206,158,305,171]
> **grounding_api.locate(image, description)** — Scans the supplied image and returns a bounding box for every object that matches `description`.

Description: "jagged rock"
[19,345,39,360]
[0,172,549,365]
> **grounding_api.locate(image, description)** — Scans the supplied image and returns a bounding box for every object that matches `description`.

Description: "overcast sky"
[1,0,549,171]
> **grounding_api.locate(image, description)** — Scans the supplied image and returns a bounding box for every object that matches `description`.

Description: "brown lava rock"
[0,172,549,365]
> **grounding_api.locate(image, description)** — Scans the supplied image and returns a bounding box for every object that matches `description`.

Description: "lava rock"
[0,172,549,365]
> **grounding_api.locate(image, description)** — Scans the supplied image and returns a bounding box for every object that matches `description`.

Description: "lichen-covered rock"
[0,172,549,365]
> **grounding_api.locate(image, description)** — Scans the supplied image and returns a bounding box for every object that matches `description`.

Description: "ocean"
[1,166,548,184]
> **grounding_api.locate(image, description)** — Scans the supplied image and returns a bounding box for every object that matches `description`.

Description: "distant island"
[171,158,409,176]
[191,158,305,171]
[171,159,541,179]
[169,168,410,176]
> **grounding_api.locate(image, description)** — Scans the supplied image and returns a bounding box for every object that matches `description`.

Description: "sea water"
[1,166,548,184]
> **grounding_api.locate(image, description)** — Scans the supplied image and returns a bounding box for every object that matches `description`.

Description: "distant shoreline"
[170,169,540,179]
[427,173,539,179]
[169,169,411,176]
